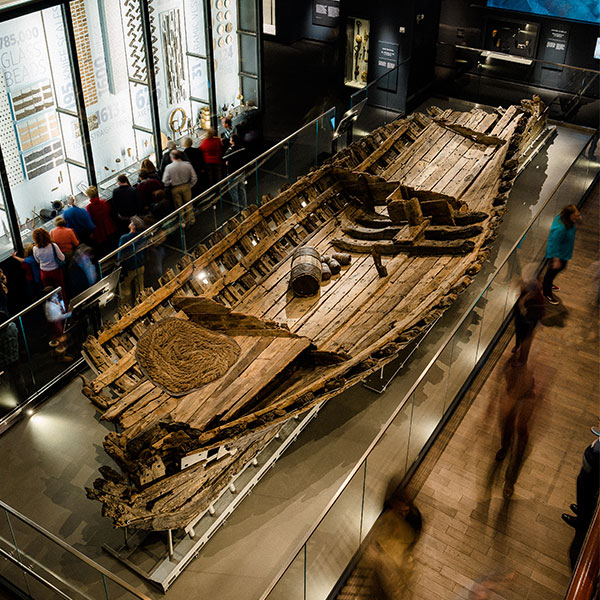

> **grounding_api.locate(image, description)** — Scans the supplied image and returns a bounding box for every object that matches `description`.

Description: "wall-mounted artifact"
[70,0,98,105]
[160,9,187,106]
[345,17,370,88]
[169,107,188,134]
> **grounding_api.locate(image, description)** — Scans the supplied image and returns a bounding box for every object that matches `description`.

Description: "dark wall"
[345,0,441,113]
[269,0,339,44]
[269,0,442,114]
[439,0,600,94]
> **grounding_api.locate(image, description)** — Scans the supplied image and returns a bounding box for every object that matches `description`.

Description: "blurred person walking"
[43,287,73,361]
[0,308,25,399]
[363,490,422,600]
[512,264,544,366]
[70,244,98,297]
[495,358,544,498]
[542,204,581,304]
[162,150,197,227]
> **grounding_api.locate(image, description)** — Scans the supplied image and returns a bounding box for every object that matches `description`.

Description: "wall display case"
[0,0,262,259]
[485,18,539,59]
[345,17,370,88]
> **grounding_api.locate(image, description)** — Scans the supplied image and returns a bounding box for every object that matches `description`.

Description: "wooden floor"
[338,182,599,600]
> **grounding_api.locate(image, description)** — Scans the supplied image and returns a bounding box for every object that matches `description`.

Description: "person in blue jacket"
[542,204,581,304]
[63,195,95,245]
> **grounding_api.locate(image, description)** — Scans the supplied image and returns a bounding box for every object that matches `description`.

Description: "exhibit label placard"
[376,41,399,92]
[542,27,568,70]
[312,0,340,27]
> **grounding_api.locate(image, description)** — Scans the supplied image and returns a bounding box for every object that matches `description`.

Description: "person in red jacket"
[85,186,117,257]
[200,128,224,187]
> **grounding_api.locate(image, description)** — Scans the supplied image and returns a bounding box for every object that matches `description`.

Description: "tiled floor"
[339,183,599,600]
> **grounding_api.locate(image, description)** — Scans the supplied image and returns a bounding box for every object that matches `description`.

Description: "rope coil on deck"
[136,318,241,396]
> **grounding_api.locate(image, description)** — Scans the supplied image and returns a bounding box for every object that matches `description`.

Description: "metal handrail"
[0,547,74,600]
[98,106,337,266]
[259,133,599,600]
[0,286,61,331]
[565,503,600,600]
[349,63,408,107]
[0,499,153,600]
[454,44,600,75]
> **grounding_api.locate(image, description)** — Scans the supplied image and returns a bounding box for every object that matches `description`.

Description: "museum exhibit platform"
[0,94,597,599]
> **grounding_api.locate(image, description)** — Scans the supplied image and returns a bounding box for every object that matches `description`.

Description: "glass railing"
[0,109,337,432]
[260,136,599,600]
[96,108,338,291]
[0,500,152,600]
[435,44,599,127]
[347,63,406,143]
[0,285,118,429]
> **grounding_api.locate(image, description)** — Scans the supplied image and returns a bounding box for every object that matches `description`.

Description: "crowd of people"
[9,128,253,307]
[0,129,256,368]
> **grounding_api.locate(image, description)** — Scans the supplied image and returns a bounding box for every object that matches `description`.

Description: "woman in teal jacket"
[542,204,581,304]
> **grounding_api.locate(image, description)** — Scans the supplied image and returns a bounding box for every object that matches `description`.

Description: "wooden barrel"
[290,247,322,296]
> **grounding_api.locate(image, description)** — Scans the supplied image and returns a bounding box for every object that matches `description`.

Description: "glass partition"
[0,502,152,600]
[348,64,405,144]
[0,283,119,423]
[436,45,599,127]
[98,107,337,284]
[262,135,599,600]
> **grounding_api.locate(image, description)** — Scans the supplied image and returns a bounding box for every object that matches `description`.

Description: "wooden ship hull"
[82,99,549,531]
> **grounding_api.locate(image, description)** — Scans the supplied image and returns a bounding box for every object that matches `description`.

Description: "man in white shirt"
[163,150,198,226]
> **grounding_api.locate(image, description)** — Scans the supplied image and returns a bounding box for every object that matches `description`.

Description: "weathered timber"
[423,224,483,240]
[81,97,549,532]
[434,119,507,146]
[371,250,388,277]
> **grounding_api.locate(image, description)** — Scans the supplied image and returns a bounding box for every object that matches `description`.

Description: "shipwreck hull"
[82,99,549,531]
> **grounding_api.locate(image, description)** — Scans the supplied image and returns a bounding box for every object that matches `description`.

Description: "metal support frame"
[61,2,97,188]
[255,0,264,110]
[203,0,218,130]
[102,402,325,592]
[0,149,23,255]
[362,317,441,394]
[139,0,163,156]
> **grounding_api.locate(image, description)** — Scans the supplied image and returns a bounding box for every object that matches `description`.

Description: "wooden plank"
[189,337,311,428]
[92,349,137,393]
[102,380,155,421]
[97,265,193,346]
[355,122,410,172]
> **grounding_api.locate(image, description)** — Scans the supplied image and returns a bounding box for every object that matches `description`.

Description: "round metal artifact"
[216,0,224,7]
[225,22,233,32]
[218,37,226,47]
[226,34,233,45]
[216,11,225,21]
[217,24,225,34]
[290,246,322,297]
[225,9,232,19]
